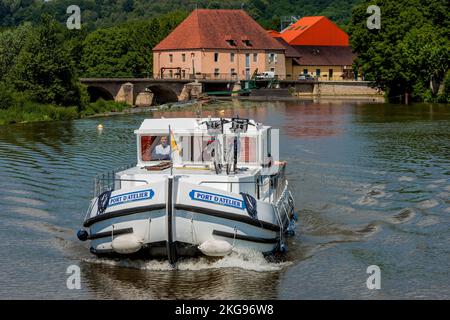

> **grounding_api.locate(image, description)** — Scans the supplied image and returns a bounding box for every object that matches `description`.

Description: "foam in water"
[417,199,439,209]
[356,222,381,237]
[398,176,415,182]
[4,189,34,196]
[416,216,440,227]
[353,196,379,206]
[437,192,450,200]
[5,219,68,235]
[388,208,416,224]
[352,183,389,207]
[8,206,52,219]
[84,248,291,272]
[367,189,387,198]
[2,196,45,207]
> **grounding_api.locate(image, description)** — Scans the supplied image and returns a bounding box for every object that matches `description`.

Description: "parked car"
[256,71,275,80]
[298,74,315,80]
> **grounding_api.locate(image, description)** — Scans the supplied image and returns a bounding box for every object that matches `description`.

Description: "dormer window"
[242,39,252,47]
[225,35,237,47]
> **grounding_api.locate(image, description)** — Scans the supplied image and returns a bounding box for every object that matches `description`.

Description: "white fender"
[112,234,143,254]
[198,239,233,257]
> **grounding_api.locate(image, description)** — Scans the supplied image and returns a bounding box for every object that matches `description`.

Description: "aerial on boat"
[77,116,297,264]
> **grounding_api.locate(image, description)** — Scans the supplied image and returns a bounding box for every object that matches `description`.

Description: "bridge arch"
[86,86,115,102]
[146,85,179,105]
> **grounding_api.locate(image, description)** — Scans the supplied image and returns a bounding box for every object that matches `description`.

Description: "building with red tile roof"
[268,16,355,80]
[153,9,286,80]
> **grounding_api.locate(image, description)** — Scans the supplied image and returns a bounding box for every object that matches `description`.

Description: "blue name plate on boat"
[189,190,245,210]
[109,189,154,206]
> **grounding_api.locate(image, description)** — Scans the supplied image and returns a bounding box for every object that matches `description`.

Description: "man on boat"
[152,136,171,160]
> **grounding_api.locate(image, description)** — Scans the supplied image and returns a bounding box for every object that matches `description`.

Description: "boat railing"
[274,163,287,201]
[258,163,287,203]
[198,164,287,203]
[92,163,146,197]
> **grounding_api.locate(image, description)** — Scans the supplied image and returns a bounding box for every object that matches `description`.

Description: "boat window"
[192,136,213,162]
[140,135,256,164]
[140,135,173,161]
[223,136,257,163]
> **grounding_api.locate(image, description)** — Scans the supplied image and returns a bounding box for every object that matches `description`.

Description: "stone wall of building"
[286,81,382,96]
[316,81,382,96]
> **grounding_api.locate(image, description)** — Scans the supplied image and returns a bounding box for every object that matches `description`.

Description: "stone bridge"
[80,77,271,106]
[80,78,381,106]
[80,78,231,106]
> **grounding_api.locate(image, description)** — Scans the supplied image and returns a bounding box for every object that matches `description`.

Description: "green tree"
[0,1,362,29]
[0,81,17,110]
[122,0,135,13]
[442,71,450,102]
[8,14,85,106]
[0,24,33,81]
[81,10,188,78]
[348,0,450,103]
[63,27,89,75]
[81,26,140,77]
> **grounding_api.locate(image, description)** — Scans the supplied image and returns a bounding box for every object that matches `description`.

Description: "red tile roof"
[267,30,282,38]
[281,16,349,46]
[154,9,285,51]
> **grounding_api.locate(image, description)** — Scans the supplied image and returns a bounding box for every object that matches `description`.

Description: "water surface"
[0,100,449,299]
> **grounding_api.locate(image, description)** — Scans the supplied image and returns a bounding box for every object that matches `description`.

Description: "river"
[0,99,449,299]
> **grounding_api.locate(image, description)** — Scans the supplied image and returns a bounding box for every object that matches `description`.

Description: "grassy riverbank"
[0,99,129,126]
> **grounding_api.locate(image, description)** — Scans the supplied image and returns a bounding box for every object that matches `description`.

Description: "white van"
[256,71,275,80]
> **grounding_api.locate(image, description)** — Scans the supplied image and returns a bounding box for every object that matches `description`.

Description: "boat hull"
[82,178,295,261]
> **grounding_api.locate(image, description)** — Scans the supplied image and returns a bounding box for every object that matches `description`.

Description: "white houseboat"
[77,117,296,264]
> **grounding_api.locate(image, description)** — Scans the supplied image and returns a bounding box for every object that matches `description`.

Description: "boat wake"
[83,247,292,272]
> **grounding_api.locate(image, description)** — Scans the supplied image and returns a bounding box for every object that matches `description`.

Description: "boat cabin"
[133,118,279,170]
[94,118,285,203]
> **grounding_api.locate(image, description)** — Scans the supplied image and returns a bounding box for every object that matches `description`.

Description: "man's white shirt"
[154,144,171,158]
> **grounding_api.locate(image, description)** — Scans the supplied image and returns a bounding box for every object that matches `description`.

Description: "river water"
[0,99,449,299]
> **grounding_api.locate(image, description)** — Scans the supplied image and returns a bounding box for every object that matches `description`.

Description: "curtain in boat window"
[239,137,257,163]
[141,136,154,161]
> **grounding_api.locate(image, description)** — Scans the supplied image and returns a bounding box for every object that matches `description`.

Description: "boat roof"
[134,118,269,134]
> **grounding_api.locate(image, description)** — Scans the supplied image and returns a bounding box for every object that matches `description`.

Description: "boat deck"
[94,162,285,203]
[119,163,261,178]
